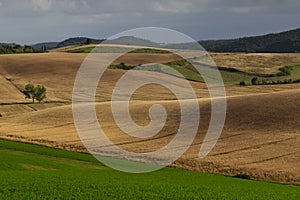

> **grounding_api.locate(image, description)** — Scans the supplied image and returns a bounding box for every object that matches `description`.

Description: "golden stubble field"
[0,50,300,184]
[211,52,300,74]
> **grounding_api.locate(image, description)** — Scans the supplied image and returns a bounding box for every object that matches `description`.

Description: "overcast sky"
[0,0,300,44]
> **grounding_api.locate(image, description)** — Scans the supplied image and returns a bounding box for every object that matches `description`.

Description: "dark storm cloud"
[0,0,299,44]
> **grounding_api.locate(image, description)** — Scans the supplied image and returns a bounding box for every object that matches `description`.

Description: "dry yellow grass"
[1,91,300,184]
[0,51,300,184]
[0,73,26,103]
[0,52,193,102]
[1,52,299,104]
[52,44,169,52]
[210,52,300,74]
[53,45,300,74]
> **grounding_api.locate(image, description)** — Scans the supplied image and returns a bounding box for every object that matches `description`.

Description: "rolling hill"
[0,50,300,184]
[200,28,300,53]
[1,139,299,199]
[1,90,300,184]
[0,27,299,53]
[30,27,300,53]
[33,36,158,50]
[32,42,59,51]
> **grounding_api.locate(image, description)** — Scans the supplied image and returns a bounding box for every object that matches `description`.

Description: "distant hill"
[56,36,158,48]
[32,42,59,51]
[56,37,105,48]
[103,36,159,47]
[31,36,160,50]
[199,28,300,53]
[26,27,300,53]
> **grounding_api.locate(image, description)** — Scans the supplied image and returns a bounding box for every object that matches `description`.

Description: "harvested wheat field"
[1,91,300,184]
[210,52,300,74]
[0,72,26,103]
[0,51,300,184]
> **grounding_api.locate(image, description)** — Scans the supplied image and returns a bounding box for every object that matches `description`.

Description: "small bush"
[276,66,293,76]
[239,81,246,86]
[251,77,258,85]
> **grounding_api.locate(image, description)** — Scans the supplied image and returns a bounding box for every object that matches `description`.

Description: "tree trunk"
[32,97,35,103]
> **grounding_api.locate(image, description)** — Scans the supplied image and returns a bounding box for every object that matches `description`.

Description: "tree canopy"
[23,83,47,103]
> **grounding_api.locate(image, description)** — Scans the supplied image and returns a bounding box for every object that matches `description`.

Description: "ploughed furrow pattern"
[0,89,300,184]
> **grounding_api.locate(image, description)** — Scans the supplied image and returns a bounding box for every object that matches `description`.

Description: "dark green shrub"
[276,66,293,76]
[251,77,258,85]
[239,81,246,86]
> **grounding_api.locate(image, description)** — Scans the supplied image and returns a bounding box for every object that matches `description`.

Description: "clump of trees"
[23,83,47,103]
[256,78,300,85]
[239,77,300,86]
[239,65,299,86]
[0,44,44,54]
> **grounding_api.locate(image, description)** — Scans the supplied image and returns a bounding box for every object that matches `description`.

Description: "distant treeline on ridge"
[2,28,300,53]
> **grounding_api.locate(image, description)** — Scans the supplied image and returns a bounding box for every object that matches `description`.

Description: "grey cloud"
[0,0,299,44]
[152,1,195,14]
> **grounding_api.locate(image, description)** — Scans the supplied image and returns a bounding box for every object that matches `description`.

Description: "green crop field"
[133,60,300,85]
[0,139,299,199]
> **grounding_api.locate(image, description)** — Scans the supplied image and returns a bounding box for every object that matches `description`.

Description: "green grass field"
[134,60,300,85]
[0,139,299,199]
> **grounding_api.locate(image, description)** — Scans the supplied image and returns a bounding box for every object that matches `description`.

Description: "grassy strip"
[109,59,300,85]
[0,139,300,199]
[0,139,97,163]
[109,59,258,84]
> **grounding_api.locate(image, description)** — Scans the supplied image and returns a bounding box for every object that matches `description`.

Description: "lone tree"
[23,83,47,103]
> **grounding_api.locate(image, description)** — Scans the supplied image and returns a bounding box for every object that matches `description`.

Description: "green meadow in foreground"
[0,139,299,199]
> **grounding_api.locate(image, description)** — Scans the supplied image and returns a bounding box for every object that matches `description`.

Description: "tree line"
[200,28,300,53]
[0,44,44,54]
